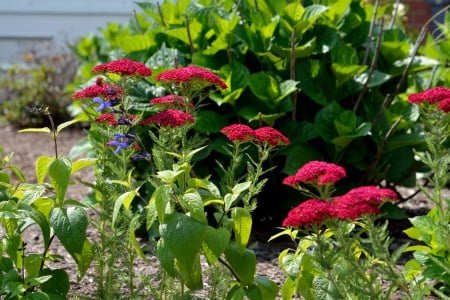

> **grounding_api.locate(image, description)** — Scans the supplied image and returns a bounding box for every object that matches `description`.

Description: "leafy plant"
[0,44,78,127]
[69,0,445,221]
[0,109,94,299]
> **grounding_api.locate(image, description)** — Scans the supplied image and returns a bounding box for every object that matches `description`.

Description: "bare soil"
[0,124,443,299]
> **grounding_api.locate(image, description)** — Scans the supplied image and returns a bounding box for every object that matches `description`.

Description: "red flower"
[96,113,117,126]
[220,124,254,142]
[92,58,152,77]
[253,127,290,147]
[284,161,347,187]
[155,65,228,89]
[150,94,192,109]
[282,199,331,228]
[408,86,450,104]
[331,186,397,220]
[437,98,450,113]
[72,82,123,100]
[142,109,194,128]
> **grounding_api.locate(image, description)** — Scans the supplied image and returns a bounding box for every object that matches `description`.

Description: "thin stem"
[290,26,298,121]
[185,15,195,54]
[45,111,58,159]
[218,257,241,283]
[362,0,380,66]
[157,2,166,27]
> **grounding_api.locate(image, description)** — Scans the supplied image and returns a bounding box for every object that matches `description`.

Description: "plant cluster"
[272,86,450,299]
[69,0,450,220]
[0,45,78,127]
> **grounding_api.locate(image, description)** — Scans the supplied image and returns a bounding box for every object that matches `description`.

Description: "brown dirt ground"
[0,124,445,299]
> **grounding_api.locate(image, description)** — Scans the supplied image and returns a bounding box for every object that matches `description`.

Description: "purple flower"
[93,97,112,112]
[107,133,135,153]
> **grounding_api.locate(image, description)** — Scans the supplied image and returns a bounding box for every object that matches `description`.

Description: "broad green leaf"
[70,158,96,175]
[49,207,93,275]
[56,119,81,134]
[231,207,252,252]
[20,184,46,206]
[224,243,256,285]
[151,185,172,223]
[194,110,228,133]
[119,34,156,54]
[202,226,231,264]
[210,88,244,106]
[181,190,207,224]
[314,102,344,142]
[40,268,70,298]
[35,155,52,184]
[271,38,316,59]
[160,213,208,290]
[112,190,137,226]
[248,72,279,102]
[353,70,391,88]
[48,158,71,204]
[331,63,367,87]
[253,275,279,300]
[20,207,51,249]
[282,144,323,174]
[283,2,305,25]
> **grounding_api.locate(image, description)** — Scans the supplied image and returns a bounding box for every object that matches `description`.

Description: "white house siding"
[0,0,145,67]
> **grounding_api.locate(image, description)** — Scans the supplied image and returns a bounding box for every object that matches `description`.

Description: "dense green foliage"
[70,0,447,220]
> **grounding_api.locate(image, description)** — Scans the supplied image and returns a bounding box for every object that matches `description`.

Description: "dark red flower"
[284,161,347,187]
[220,124,255,142]
[150,94,192,109]
[408,86,450,104]
[331,186,397,220]
[253,127,290,147]
[437,98,450,113]
[72,82,123,100]
[282,199,332,228]
[96,113,117,126]
[155,65,228,89]
[92,58,152,77]
[142,109,194,128]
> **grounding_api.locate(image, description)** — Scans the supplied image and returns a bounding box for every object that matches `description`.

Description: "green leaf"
[181,190,207,224]
[18,127,51,134]
[194,110,229,133]
[48,158,72,204]
[248,72,279,102]
[253,275,279,300]
[202,226,231,264]
[231,207,252,253]
[314,102,344,142]
[331,63,367,87]
[70,158,96,175]
[224,243,256,285]
[119,35,156,54]
[112,190,137,226]
[35,156,52,184]
[49,207,93,276]
[56,119,81,135]
[40,268,70,298]
[160,213,208,290]
[151,185,172,223]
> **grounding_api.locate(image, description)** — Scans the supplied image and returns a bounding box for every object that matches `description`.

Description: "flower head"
[408,86,450,104]
[331,186,397,220]
[284,161,347,187]
[282,199,332,228]
[437,98,450,113]
[72,81,123,100]
[92,58,152,77]
[142,109,194,128]
[93,97,113,112]
[155,65,227,90]
[253,127,290,147]
[107,133,136,153]
[220,124,255,142]
[96,113,117,126]
[150,94,192,109]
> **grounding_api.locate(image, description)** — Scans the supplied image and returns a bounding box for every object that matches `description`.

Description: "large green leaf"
[48,159,71,204]
[35,156,52,184]
[194,110,228,133]
[231,207,252,253]
[224,243,256,285]
[248,73,279,102]
[160,213,208,290]
[119,35,156,54]
[49,207,93,276]
[202,226,231,264]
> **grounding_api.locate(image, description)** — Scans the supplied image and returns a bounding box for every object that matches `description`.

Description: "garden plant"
[0,0,449,299]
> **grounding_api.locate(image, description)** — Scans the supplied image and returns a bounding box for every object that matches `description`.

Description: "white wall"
[0,0,144,67]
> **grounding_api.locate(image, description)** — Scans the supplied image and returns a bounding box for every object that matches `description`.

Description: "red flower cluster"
[282,186,398,227]
[282,199,332,228]
[408,86,450,113]
[92,58,152,77]
[332,186,398,220]
[254,127,291,146]
[72,77,123,100]
[142,109,194,128]
[220,124,255,142]
[96,113,117,126]
[150,94,192,109]
[220,124,290,147]
[155,65,228,90]
[283,161,347,187]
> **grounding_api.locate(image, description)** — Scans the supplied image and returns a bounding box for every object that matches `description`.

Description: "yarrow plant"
[70,59,289,298]
[271,160,417,299]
